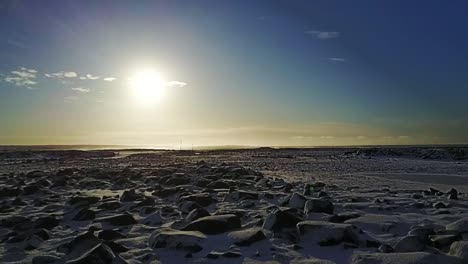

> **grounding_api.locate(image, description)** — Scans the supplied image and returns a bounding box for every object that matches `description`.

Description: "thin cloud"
[45,71,77,78]
[3,67,38,88]
[328,57,346,62]
[71,87,91,93]
[103,77,116,82]
[167,81,187,87]
[305,30,340,39]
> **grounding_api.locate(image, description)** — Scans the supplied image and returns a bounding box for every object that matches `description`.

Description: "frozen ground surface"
[0,147,467,263]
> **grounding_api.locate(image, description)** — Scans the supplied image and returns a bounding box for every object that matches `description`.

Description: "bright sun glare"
[129,70,165,104]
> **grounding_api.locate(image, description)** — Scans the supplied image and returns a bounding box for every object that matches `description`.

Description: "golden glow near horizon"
[129,70,165,104]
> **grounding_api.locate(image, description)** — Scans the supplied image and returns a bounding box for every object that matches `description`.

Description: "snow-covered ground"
[0,147,467,263]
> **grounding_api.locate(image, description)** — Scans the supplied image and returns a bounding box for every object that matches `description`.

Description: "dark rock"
[120,189,141,202]
[66,243,115,264]
[97,201,121,210]
[183,214,241,234]
[297,221,360,246]
[447,188,458,200]
[0,187,22,198]
[133,197,155,208]
[33,216,60,230]
[179,201,202,213]
[149,228,206,253]
[304,199,334,214]
[329,213,361,223]
[165,177,191,186]
[186,208,210,223]
[449,241,468,262]
[206,180,231,189]
[97,229,127,241]
[95,213,137,226]
[179,193,217,207]
[288,192,307,209]
[446,217,468,233]
[1,215,29,228]
[263,210,302,231]
[69,196,100,206]
[32,255,61,264]
[72,209,96,221]
[228,228,266,246]
[207,251,242,259]
[378,244,394,253]
[11,197,27,206]
[394,235,425,252]
[23,185,41,195]
[56,168,74,177]
[433,202,447,209]
[430,234,462,249]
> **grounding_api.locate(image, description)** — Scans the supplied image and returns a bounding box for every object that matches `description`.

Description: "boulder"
[351,252,462,264]
[142,211,164,226]
[263,210,302,231]
[120,189,141,202]
[288,193,307,209]
[228,228,266,246]
[243,258,281,264]
[297,221,359,246]
[449,241,468,262]
[183,214,241,234]
[304,199,334,214]
[95,213,137,226]
[69,196,100,206]
[394,235,425,252]
[289,258,336,264]
[446,218,468,233]
[97,229,127,241]
[206,180,231,189]
[179,193,217,207]
[430,234,461,249]
[149,228,206,253]
[72,209,96,221]
[186,208,210,223]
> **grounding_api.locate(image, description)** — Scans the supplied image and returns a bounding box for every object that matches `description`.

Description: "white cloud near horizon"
[3,67,38,89]
[71,87,91,93]
[103,77,116,82]
[305,30,340,39]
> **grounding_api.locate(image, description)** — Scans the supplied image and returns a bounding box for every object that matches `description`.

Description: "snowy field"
[0,147,467,263]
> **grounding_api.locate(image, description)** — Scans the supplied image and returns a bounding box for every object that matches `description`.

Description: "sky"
[1,0,468,147]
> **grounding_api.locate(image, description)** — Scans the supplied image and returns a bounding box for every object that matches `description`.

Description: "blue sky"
[1,0,467,146]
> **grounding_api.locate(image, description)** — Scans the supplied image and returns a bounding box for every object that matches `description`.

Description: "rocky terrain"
[0,147,467,263]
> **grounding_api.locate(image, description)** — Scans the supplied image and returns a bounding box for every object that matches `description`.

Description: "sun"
[129,70,165,104]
